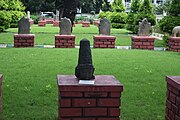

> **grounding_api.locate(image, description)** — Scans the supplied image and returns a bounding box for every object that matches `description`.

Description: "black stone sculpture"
[75,39,95,80]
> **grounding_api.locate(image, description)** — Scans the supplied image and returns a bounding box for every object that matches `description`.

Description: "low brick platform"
[77,21,82,24]
[53,21,60,27]
[166,76,180,120]
[0,75,3,112]
[38,21,46,27]
[45,18,54,24]
[93,21,100,26]
[14,34,35,48]
[131,36,155,50]
[57,75,123,120]
[29,19,34,26]
[168,37,180,52]
[55,35,76,48]
[93,35,116,48]
[82,22,90,27]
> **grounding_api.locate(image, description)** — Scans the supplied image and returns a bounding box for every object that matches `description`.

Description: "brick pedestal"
[93,35,116,48]
[77,21,82,24]
[168,37,180,52]
[14,34,35,48]
[29,19,34,26]
[131,36,155,50]
[0,75,3,112]
[55,35,76,48]
[57,75,123,120]
[82,22,90,27]
[53,21,60,27]
[166,76,180,120]
[93,21,100,26]
[38,21,46,27]
[45,18,54,24]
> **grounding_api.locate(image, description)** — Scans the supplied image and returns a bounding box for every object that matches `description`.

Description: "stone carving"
[99,18,110,35]
[60,17,72,35]
[27,11,30,19]
[56,10,59,21]
[75,39,95,80]
[18,16,30,34]
[172,26,180,37]
[138,18,151,36]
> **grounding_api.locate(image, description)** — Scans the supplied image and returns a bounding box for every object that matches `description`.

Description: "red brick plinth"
[0,75,3,112]
[168,37,180,52]
[131,36,155,50]
[93,21,100,26]
[53,21,60,27]
[38,21,46,27]
[45,18,54,24]
[82,22,90,27]
[29,19,34,26]
[57,75,123,120]
[166,76,180,120]
[93,35,116,48]
[55,35,76,48]
[14,34,35,48]
[77,21,82,24]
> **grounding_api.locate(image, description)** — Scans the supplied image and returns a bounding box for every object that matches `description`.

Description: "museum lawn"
[0,48,179,119]
[0,24,164,46]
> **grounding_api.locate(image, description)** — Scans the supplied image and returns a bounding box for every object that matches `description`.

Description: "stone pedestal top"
[57,75,123,92]
[166,76,180,90]
[94,35,116,39]
[0,75,2,82]
[55,35,75,38]
[132,36,155,39]
[14,34,35,37]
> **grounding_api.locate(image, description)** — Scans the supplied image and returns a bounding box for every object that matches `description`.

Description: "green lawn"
[0,24,164,46]
[0,48,180,120]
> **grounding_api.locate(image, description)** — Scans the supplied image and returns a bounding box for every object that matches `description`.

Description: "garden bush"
[109,12,127,29]
[10,11,25,28]
[0,11,11,32]
[31,15,39,24]
[159,16,180,34]
[98,11,111,19]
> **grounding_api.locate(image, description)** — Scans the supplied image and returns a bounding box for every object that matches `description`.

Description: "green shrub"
[0,11,12,32]
[109,12,127,29]
[10,11,25,28]
[163,34,169,47]
[98,11,111,19]
[31,15,39,24]
[126,13,137,32]
[159,16,180,34]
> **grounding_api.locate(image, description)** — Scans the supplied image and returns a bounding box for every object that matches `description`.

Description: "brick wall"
[57,75,123,120]
[0,75,3,112]
[168,37,180,52]
[94,35,116,48]
[55,35,76,48]
[131,36,155,50]
[53,21,60,27]
[45,18,54,24]
[82,22,90,27]
[38,21,46,27]
[166,76,180,120]
[14,34,35,48]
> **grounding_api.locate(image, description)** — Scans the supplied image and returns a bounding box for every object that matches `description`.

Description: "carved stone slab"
[18,16,30,34]
[99,18,110,35]
[60,17,72,35]
[138,18,151,36]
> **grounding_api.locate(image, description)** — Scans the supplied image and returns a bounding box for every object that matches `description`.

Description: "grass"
[0,24,164,46]
[0,48,180,120]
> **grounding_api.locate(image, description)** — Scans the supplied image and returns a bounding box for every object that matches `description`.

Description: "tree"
[101,0,112,12]
[155,0,171,15]
[126,0,141,32]
[112,0,125,12]
[169,0,180,16]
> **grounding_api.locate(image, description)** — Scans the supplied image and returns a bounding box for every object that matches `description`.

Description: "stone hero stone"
[99,18,110,35]
[138,18,151,36]
[60,17,72,35]
[18,16,30,34]
[75,39,95,80]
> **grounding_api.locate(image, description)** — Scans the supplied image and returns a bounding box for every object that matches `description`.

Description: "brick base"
[38,21,46,27]
[57,75,123,120]
[0,75,3,112]
[93,35,116,48]
[166,76,180,120]
[168,37,180,52]
[45,18,54,24]
[93,21,100,26]
[55,35,76,48]
[53,21,60,27]
[29,19,34,26]
[77,21,82,24]
[14,34,35,48]
[131,36,155,50]
[82,22,90,27]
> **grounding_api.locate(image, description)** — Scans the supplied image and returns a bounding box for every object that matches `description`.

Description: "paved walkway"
[0,44,166,51]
